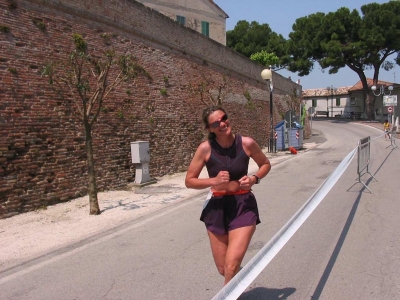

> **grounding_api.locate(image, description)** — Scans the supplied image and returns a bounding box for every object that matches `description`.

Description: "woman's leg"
[224,225,256,284]
[207,230,229,276]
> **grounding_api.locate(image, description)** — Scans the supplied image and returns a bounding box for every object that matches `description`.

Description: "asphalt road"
[1,120,399,300]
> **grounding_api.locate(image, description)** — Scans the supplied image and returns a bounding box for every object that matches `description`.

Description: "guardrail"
[355,136,377,193]
[388,126,398,149]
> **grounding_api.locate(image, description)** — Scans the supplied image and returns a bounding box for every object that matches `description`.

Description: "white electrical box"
[130,141,150,164]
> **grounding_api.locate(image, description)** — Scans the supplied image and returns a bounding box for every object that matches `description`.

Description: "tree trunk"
[366,93,375,120]
[84,122,101,215]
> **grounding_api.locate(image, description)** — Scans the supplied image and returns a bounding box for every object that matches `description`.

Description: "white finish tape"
[212,147,358,300]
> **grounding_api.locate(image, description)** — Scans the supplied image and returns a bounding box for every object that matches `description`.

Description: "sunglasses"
[209,114,228,129]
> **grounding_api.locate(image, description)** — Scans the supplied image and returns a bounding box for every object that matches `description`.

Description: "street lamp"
[261,68,275,153]
[371,84,393,122]
[371,84,393,96]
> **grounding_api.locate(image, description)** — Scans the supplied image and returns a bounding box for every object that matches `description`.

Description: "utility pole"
[327,85,336,117]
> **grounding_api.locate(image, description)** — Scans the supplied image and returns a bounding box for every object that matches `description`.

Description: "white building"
[302,78,399,121]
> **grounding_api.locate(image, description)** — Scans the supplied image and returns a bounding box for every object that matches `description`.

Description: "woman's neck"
[215,133,235,148]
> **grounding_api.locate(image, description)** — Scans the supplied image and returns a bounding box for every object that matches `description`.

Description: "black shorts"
[200,192,261,235]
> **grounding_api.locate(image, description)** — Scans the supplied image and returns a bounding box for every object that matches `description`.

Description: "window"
[313,99,317,107]
[336,97,340,106]
[350,97,357,106]
[176,15,186,25]
[201,21,209,37]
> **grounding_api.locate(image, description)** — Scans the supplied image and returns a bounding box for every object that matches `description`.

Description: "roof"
[348,78,395,91]
[302,86,352,97]
[302,78,397,97]
[209,0,229,18]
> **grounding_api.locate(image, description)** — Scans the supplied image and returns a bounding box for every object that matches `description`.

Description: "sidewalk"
[1,131,322,271]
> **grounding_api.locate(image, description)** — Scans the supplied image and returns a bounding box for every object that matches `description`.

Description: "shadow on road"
[311,146,396,299]
[310,189,363,299]
[239,287,296,299]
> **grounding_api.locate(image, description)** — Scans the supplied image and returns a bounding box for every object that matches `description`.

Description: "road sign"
[383,95,397,106]
[387,106,393,113]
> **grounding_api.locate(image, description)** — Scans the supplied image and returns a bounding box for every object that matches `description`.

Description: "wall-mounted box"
[130,141,150,164]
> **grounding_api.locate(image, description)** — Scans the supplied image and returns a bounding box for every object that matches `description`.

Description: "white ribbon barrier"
[212,147,358,300]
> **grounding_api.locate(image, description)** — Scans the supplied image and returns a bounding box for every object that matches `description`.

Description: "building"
[302,85,352,118]
[136,0,229,45]
[302,79,400,121]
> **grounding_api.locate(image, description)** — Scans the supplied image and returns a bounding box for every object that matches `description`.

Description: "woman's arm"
[239,137,271,189]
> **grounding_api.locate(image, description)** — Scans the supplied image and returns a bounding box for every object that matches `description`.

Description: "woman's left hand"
[238,175,254,190]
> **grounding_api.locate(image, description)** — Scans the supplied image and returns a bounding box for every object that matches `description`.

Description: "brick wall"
[0,0,300,218]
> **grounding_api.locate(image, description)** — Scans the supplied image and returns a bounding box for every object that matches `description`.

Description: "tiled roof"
[348,78,394,91]
[302,78,397,97]
[302,86,352,97]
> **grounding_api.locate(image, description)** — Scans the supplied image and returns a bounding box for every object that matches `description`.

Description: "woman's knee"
[224,260,240,276]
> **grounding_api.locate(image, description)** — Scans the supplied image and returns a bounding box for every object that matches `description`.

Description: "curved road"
[244,120,400,300]
[1,120,399,300]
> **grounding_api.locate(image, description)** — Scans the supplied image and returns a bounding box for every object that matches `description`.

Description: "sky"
[213,0,398,90]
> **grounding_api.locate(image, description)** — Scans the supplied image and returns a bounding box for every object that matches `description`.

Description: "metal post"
[331,85,333,118]
[269,87,275,153]
[326,97,328,116]
[261,68,275,153]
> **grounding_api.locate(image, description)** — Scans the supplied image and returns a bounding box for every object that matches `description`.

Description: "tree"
[227,20,287,65]
[249,51,280,69]
[41,34,151,215]
[188,74,228,107]
[287,2,400,119]
[284,88,303,114]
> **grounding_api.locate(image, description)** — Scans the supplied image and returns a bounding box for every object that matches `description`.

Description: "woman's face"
[207,110,231,135]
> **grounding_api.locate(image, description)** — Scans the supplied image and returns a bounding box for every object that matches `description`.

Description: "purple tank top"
[205,135,250,181]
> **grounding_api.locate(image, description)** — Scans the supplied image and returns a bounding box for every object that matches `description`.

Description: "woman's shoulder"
[240,135,256,146]
[197,140,211,153]
[240,136,259,152]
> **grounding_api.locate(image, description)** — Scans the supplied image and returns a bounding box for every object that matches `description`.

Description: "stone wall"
[0,0,300,218]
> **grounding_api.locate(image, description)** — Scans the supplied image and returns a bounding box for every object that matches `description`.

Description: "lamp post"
[371,84,393,96]
[261,68,275,153]
[371,84,393,122]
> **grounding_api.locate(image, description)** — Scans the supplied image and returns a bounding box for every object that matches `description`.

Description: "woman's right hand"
[213,171,230,186]
[212,172,241,193]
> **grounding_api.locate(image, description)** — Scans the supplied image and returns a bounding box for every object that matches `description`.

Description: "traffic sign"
[387,106,393,113]
[383,95,397,106]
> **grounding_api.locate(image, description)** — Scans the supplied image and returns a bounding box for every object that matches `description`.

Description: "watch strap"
[253,175,260,184]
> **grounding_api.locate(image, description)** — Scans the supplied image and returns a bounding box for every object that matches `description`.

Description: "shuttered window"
[176,15,185,25]
[312,99,317,107]
[201,21,209,37]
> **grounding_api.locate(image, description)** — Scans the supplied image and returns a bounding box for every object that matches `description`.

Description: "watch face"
[254,175,260,184]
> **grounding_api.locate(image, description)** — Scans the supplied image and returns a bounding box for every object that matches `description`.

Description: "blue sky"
[213,0,398,90]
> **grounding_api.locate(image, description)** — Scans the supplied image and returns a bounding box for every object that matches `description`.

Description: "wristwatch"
[252,175,260,184]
